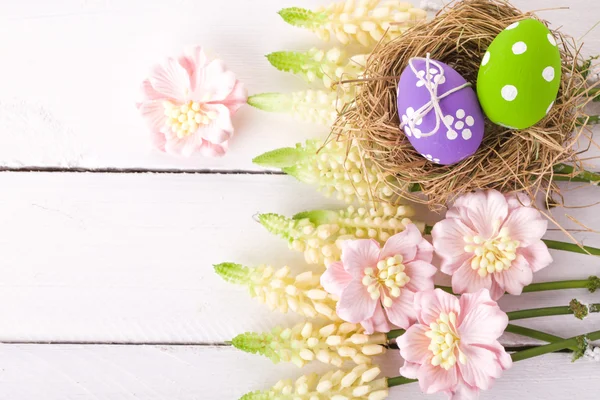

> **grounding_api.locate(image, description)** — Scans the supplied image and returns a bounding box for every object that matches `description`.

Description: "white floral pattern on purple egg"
[397,58,485,165]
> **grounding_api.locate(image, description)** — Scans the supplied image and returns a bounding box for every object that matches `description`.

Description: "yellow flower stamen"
[425,312,467,370]
[464,225,520,277]
[362,255,410,304]
[163,100,216,138]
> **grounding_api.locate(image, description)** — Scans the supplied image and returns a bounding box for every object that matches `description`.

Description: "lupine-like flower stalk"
[253,139,394,204]
[258,206,420,266]
[241,364,389,400]
[232,320,387,368]
[278,0,428,47]
[266,47,366,89]
[248,90,354,126]
[214,263,338,320]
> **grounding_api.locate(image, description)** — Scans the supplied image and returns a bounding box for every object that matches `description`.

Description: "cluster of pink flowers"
[138,46,247,157]
[321,189,553,399]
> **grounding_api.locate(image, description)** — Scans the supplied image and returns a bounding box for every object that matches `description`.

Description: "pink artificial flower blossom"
[320,224,437,334]
[432,190,553,300]
[398,288,512,399]
[138,46,247,157]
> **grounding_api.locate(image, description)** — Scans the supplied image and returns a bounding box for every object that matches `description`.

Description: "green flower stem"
[387,325,565,346]
[504,324,564,344]
[506,302,600,321]
[553,163,600,183]
[543,239,600,255]
[387,376,417,387]
[388,330,600,385]
[522,278,600,293]
[436,276,600,295]
[511,330,600,362]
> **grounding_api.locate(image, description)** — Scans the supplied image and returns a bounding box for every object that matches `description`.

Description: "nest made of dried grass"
[334,0,598,210]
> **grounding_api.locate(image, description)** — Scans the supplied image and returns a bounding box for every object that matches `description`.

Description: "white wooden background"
[0,0,598,399]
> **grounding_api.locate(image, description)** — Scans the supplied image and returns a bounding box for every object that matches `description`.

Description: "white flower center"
[425,312,466,370]
[163,100,216,138]
[463,225,520,277]
[362,255,410,307]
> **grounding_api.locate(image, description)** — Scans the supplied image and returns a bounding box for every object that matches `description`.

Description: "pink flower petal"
[321,261,352,297]
[476,342,513,370]
[361,304,391,334]
[198,104,233,144]
[336,280,377,323]
[195,59,236,102]
[415,236,434,264]
[506,192,532,211]
[503,207,547,246]
[451,263,492,295]
[519,240,553,272]
[220,80,248,115]
[399,361,420,379]
[149,58,192,100]
[198,140,228,157]
[152,130,167,152]
[432,219,475,259]
[432,219,475,274]
[457,289,496,326]
[457,343,503,390]
[449,382,480,400]
[488,279,505,301]
[404,260,437,293]
[492,254,533,296]
[414,289,460,326]
[141,79,166,101]
[458,304,508,346]
[384,288,416,329]
[341,239,380,277]
[397,324,431,364]
[379,224,423,262]
[138,101,167,133]
[179,46,209,89]
[465,190,508,239]
[417,359,459,394]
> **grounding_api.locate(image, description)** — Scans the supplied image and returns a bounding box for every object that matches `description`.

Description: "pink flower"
[320,224,437,334]
[432,190,553,300]
[398,288,512,399]
[138,46,247,157]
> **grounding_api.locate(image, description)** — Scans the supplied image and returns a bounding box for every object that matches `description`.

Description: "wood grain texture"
[0,0,596,170]
[0,172,597,345]
[0,344,597,400]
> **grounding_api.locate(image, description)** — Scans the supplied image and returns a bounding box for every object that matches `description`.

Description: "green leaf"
[247,93,292,113]
[239,391,266,400]
[278,7,325,29]
[231,332,270,357]
[282,165,318,184]
[293,209,337,225]
[253,147,306,168]
[213,263,249,285]
[257,213,292,239]
[266,51,312,75]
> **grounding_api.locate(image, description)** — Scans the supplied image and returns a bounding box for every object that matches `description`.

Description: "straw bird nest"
[334,0,598,210]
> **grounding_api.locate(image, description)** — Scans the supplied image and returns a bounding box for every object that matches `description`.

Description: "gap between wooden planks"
[0,344,597,400]
[0,172,597,346]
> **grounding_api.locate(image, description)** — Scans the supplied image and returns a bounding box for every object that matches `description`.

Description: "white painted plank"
[0,172,597,344]
[0,0,597,170]
[0,344,597,400]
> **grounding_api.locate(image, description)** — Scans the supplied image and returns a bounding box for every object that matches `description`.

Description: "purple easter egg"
[397,58,485,165]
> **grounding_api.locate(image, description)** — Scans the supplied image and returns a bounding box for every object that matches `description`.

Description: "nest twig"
[334,0,599,211]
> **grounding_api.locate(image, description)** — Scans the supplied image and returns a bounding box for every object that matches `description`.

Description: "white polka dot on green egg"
[476,19,562,129]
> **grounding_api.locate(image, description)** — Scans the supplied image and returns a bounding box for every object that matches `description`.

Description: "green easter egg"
[477,19,562,129]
